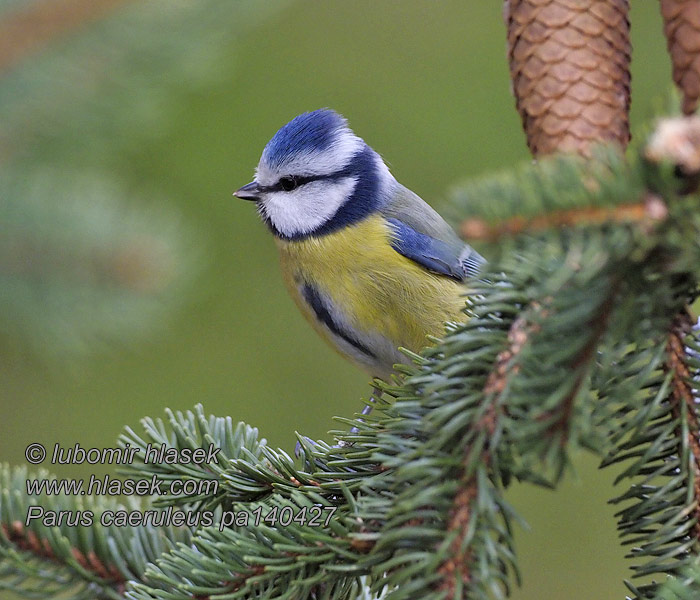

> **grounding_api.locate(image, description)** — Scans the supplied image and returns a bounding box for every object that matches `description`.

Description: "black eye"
[279,176,298,192]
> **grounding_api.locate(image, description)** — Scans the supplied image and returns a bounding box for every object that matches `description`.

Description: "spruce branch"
[0,464,189,599]
[595,297,699,596]
[118,405,388,514]
[127,491,372,600]
[454,145,651,243]
[118,408,268,510]
[353,272,523,600]
[647,559,700,599]
[460,193,668,243]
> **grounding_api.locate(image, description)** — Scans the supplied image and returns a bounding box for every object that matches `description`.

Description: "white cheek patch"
[256,130,364,187]
[262,177,357,237]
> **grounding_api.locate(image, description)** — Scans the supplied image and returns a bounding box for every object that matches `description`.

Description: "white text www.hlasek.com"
[26,474,218,497]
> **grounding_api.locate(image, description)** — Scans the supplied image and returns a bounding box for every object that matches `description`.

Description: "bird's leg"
[296,386,383,455]
[349,385,382,434]
[364,385,383,416]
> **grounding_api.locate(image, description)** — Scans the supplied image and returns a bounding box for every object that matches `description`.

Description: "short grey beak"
[234,182,261,201]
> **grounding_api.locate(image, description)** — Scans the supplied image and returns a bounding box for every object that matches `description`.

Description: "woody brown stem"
[1,521,126,594]
[438,480,477,597]
[460,193,668,242]
[666,310,700,541]
[484,310,543,399]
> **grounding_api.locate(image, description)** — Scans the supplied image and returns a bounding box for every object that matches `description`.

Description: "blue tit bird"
[234,109,483,382]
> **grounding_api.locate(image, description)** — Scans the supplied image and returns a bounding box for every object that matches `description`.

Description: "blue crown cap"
[262,109,348,168]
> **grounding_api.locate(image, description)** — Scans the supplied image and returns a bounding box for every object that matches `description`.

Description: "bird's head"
[234,109,395,239]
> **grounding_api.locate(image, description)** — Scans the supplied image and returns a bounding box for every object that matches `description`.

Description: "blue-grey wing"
[386,218,466,281]
[381,184,484,280]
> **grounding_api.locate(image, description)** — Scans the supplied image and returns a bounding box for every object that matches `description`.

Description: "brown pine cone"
[505,0,631,156]
[660,0,700,115]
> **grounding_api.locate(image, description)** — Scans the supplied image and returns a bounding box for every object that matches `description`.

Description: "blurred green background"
[0,2,674,599]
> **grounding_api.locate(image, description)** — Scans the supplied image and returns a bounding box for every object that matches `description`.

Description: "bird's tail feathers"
[459,245,486,278]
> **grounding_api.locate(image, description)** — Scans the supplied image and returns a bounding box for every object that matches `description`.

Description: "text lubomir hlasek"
[49,443,221,465]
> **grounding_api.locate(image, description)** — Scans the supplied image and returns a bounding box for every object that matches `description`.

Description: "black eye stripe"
[260,171,347,193]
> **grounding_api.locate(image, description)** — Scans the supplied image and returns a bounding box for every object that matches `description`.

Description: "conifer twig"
[438,483,477,598]
[460,194,668,241]
[484,309,544,398]
[666,310,700,541]
[1,521,124,589]
[0,0,135,75]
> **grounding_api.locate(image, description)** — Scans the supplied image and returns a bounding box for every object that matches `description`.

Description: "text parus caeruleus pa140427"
[234,109,484,383]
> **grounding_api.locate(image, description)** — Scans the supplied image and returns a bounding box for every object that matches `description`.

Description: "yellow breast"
[276,215,466,377]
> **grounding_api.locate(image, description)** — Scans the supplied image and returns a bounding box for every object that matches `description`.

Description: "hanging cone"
[505,0,631,156]
[660,0,700,115]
